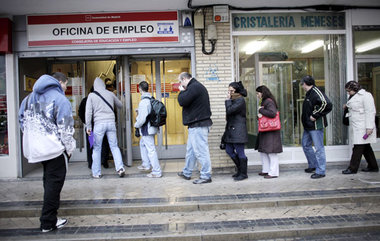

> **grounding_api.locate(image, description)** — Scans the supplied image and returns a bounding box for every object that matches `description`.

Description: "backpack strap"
[93,91,114,112]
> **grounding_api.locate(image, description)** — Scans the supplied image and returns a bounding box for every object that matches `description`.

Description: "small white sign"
[213,5,229,23]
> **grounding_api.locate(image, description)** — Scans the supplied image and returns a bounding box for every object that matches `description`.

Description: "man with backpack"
[134,81,162,178]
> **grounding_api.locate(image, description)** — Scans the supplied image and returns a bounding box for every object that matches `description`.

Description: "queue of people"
[18,72,378,233]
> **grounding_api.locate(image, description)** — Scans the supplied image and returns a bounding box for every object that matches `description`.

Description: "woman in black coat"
[223,81,249,181]
[255,85,283,179]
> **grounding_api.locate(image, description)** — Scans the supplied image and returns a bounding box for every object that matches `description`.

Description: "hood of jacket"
[93,77,106,92]
[33,74,64,95]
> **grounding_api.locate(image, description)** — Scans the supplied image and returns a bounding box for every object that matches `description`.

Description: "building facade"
[0,1,379,178]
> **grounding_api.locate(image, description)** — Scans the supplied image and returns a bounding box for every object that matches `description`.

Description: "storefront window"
[354,27,380,137]
[0,55,8,155]
[236,34,347,148]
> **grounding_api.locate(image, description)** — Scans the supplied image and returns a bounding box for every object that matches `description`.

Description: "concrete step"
[0,213,379,240]
[1,187,379,217]
[0,187,379,240]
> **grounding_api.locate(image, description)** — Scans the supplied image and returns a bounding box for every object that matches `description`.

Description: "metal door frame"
[126,55,193,163]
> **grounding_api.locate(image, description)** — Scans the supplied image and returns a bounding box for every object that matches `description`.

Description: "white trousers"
[260,152,279,177]
[140,135,161,175]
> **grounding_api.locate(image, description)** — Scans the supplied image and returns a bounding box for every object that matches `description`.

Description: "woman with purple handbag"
[255,85,283,179]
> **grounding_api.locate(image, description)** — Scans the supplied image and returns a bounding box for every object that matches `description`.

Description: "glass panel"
[0,55,8,155]
[160,59,190,146]
[130,60,155,146]
[51,63,84,153]
[236,34,346,147]
[357,63,380,138]
[260,62,295,145]
[354,28,380,55]
[324,34,347,145]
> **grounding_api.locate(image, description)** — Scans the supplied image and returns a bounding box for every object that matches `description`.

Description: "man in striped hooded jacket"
[301,75,332,179]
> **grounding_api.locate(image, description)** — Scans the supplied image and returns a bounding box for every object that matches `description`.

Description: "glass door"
[130,56,190,159]
[259,61,297,145]
[51,61,85,162]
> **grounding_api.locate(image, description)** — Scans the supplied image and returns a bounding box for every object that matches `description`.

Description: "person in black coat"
[177,72,213,184]
[223,81,249,181]
[255,85,283,179]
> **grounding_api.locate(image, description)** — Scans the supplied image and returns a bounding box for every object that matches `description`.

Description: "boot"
[231,156,240,178]
[234,157,248,181]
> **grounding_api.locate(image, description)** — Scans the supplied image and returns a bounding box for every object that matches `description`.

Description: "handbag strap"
[93,91,114,112]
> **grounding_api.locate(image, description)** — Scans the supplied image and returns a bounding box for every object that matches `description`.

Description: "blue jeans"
[302,129,326,175]
[92,122,124,176]
[182,126,212,179]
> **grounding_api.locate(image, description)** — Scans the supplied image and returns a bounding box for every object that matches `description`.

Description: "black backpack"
[147,97,167,127]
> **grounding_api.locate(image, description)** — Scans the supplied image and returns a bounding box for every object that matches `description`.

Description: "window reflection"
[236,34,346,147]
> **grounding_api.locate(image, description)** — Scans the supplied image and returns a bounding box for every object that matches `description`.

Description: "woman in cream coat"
[342,81,379,174]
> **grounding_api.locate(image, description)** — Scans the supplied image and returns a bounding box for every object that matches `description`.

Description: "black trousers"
[40,154,66,230]
[348,144,379,172]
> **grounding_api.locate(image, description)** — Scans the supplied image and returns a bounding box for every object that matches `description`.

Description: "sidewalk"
[1,160,379,202]
[0,160,379,241]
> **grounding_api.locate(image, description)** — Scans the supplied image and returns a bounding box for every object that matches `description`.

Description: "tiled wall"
[194,8,232,168]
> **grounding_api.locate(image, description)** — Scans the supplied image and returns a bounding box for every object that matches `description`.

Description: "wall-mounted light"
[244,41,267,55]
[356,39,380,53]
[301,40,324,53]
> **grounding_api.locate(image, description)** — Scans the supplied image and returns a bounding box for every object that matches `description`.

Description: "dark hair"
[229,81,247,97]
[138,81,149,92]
[300,75,315,86]
[51,72,67,83]
[256,85,278,108]
[345,80,361,92]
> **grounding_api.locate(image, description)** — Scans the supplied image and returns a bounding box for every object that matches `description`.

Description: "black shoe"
[311,173,325,179]
[193,178,212,184]
[177,172,191,180]
[342,169,357,174]
[305,168,316,173]
[234,175,248,181]
[362,167,379,172]
[258,172,268,176]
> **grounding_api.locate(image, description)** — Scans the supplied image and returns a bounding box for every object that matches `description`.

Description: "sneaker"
[177,172,191,180]
[118,169,125,178]
[311,173,325,179]
[41,218,67,233]
[193,178,212,184]
[137,165,150,171]
[92,174,102,179]
[147,173,162,178]
[56,218,68,229]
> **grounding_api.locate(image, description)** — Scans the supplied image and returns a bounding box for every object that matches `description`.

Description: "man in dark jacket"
[177,72,213,184]
[301,75,332,179]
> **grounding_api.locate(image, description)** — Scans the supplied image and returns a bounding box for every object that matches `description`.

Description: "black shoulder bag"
[93,91,114,112]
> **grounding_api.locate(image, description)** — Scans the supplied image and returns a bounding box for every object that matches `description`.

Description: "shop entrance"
[128,56,191,160]
[18,54,191,175]
[18,57,127,175]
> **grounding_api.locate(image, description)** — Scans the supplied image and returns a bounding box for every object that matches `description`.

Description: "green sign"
[232,12,345,31]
